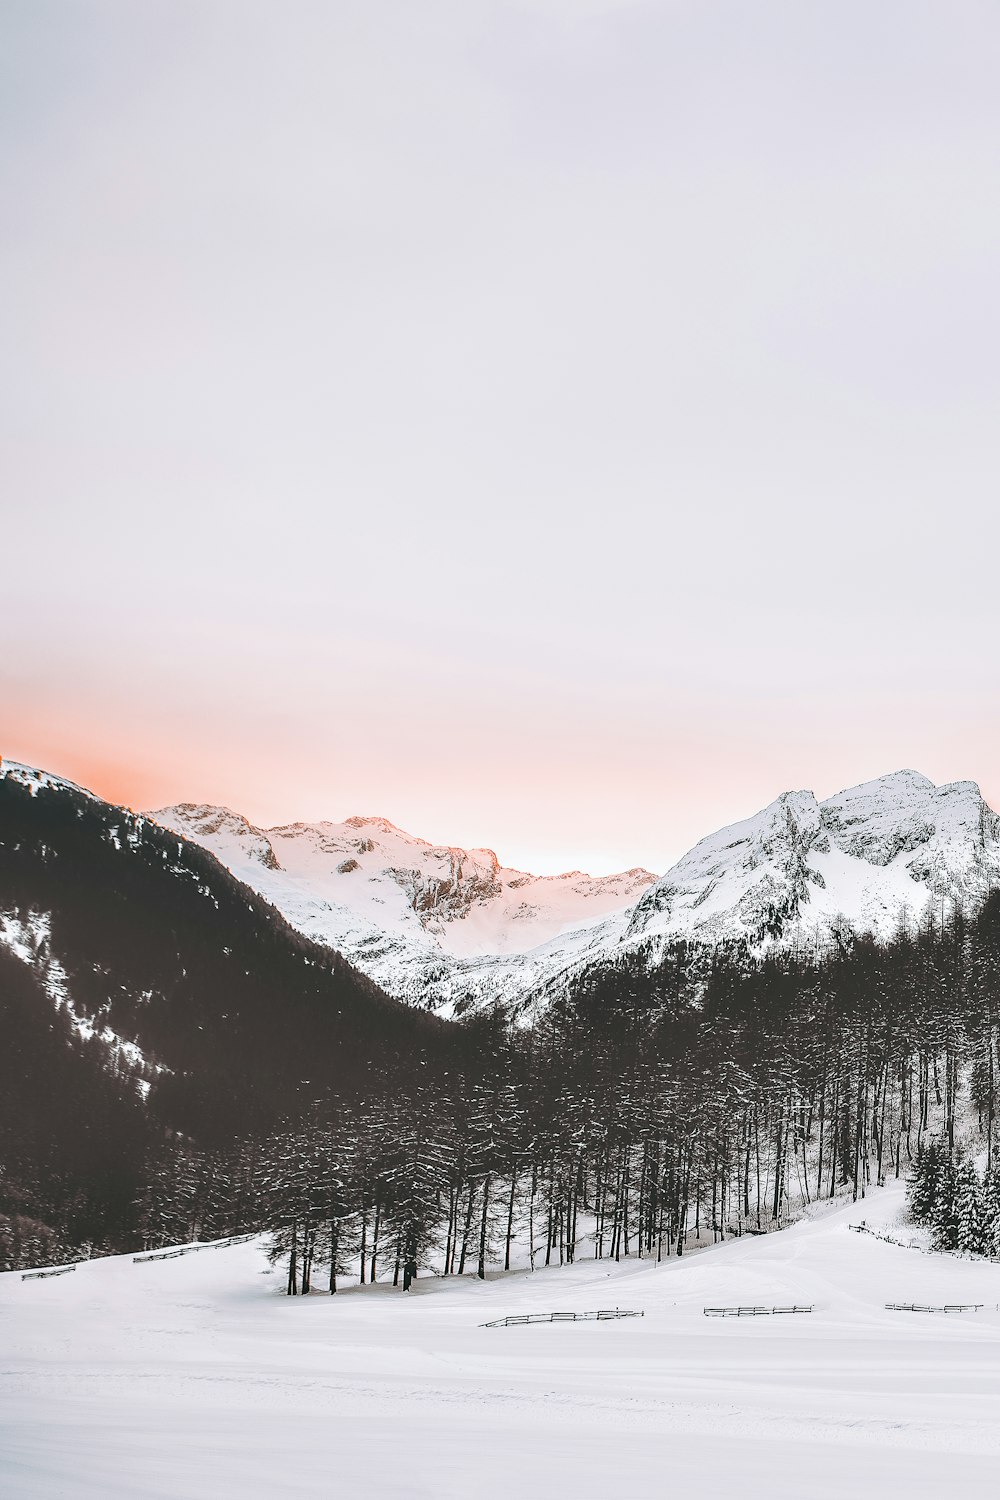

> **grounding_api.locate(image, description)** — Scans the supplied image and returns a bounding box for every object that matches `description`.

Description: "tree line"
[129,894,1000,1292]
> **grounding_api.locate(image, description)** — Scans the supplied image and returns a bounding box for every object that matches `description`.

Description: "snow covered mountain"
[149,770,1000,1013]
[146,800,656,1013]
[4,758,997,1014]
[621,771,1000,953]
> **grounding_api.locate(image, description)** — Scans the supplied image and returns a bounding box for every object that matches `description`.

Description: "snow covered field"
[4,1183,1000,1499]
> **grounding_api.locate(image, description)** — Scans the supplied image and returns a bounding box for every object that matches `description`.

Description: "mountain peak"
[150,802,281,870]
[0,758,99,803]
[342,815,409,836]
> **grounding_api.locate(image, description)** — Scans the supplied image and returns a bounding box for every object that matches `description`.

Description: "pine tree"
[907,1138,947,1227]
[376,1084,451,1290]
[981,1161,1000,1257]
[955,1161,989,1255]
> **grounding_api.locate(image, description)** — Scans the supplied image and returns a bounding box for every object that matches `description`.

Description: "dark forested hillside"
[0,774,447,1262]
[0,946,151,1266]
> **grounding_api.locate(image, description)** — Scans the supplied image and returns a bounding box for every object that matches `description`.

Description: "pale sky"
[3,1,1000,874]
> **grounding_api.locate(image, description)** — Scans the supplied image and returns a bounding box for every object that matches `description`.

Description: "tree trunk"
[477,1176,492,1280]
[287,1219,298,1296]
[369,1199,381,1284]
[504,1174,517,1271]
[458,1182,476,1275]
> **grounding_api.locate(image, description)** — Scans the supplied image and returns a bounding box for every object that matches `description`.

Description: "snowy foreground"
[4,1184,1000,1498]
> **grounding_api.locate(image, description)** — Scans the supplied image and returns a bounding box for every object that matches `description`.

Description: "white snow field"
[4,1183,1000,1499]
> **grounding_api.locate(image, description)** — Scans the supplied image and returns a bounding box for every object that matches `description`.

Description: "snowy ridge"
[149,802,656,1012]
[0,758,100,803]
[148,770,1000,1012]
[625,771,1000,954]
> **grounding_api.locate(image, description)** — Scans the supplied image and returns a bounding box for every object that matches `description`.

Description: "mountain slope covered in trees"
[0,768,449,1263]
[0,769,444,1135]
[0,945,150,1267]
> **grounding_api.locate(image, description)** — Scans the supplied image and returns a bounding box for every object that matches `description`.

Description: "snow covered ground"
[4,1182,1000,1498]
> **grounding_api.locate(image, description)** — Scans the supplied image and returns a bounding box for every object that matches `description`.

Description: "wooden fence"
[850,1221,1000,1263]
[481,1309,644,1328]
[133,1232,258,1263]
[21,1264,77,1282]
[703,1304,814,1317]
[885,1302,983,1313]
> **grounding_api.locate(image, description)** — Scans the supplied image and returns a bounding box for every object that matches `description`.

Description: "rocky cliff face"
[163,804,282,870]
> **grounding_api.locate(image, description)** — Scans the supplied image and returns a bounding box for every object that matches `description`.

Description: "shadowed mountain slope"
[0,768,445,1144]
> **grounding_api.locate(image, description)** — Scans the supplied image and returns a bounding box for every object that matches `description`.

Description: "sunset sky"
[4,2,1000,874]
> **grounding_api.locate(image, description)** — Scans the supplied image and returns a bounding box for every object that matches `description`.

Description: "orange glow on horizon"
[6,699,1000,882]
